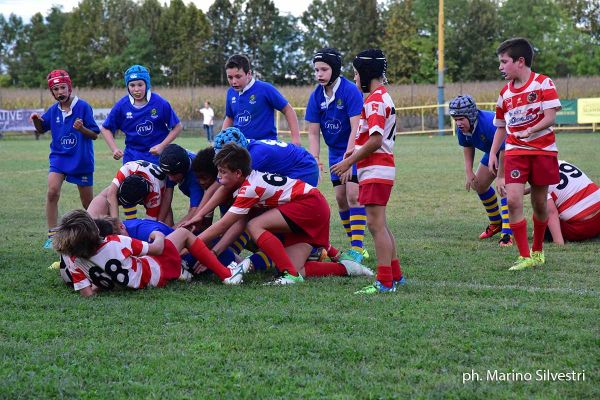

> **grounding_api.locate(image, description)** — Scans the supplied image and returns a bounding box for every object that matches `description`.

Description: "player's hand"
[73,118,84,131]
[330,159,350,176]
[465,171,476,192]
[343,148,354,159]
[112,148,124,160]
[149,144,164,155]
[495,177,506,197]
[488,154,498,175]
[339,168,352,185]
[29,113,41,122]
[193,261,208,274]
[515,127,533,139]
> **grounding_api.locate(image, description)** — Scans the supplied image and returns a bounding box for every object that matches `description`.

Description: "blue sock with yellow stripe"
[500,197,512,235]
[249,251,275,271]
[231,230,251,254]
[338,209,351,243]
[478,187,501,226]
[123,206,137,220]
[349,206,367,252]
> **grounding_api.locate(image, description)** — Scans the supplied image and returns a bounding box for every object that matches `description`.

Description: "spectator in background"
[199,100,215,143]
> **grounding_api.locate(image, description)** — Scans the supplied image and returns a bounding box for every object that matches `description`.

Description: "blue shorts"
[49,166,93,186]
[123,148,159,165]
[480,153,490,167]
[329,152,358,187]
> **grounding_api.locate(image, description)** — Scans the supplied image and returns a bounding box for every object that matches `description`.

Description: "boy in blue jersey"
[449,95,512,246]
[222,54,301,145]
[158,144,206,227]
[305,48,368,262]
[31,70,100,248]
[100,65,182,164]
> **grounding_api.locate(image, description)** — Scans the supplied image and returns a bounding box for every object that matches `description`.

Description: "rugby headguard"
[124,65,151,93]
[313,48,342,86]
[353,49,387,93]
[159,144,191,175]
[449,95,478,128]
[214,127,249,152]
[47,70,72,99]
[117,175,150,207]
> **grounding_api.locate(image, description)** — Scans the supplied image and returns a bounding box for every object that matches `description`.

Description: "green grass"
[1,133,599,398]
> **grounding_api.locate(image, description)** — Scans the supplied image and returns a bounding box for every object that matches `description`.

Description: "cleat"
[479,224,501,239]
[498,234,513,247]
[178,269,193,282]
[354,280,396,294]
[508,256,536,271]
[48,261,60,270]
[361,248,370,259]
[43,238,54,249]
[238,257,254,273]
[343,261,374,277]
[394,276,406,289]
[339,249,363,269]
[307,247,328,262]
[223,261,245,285]
[531,251,545,267]
[266,272,304,285]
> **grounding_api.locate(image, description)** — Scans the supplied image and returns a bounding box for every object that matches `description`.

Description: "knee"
[335,192,348,209]
[47,187,60,203]
[507,198,522,214]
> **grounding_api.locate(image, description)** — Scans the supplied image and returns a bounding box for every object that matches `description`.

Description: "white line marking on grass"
[0,169,48,176]
[409,278,599,297]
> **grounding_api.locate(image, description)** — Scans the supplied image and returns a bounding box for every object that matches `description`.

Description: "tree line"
[0,0,598,88]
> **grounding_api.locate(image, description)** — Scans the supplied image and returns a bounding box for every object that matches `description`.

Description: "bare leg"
[78,185,94,209]
[46,172,65,229]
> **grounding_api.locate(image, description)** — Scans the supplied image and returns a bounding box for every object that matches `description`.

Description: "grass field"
[0,133,599,398]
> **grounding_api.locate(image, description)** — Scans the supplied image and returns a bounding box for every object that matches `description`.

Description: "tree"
[381,0,420,84]
[206,0,243,85]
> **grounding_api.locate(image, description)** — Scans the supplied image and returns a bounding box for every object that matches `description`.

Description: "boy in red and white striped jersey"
[331,49,405,294]
[53,209,245,297]
[488,38,562,271]
[546,160,600,244]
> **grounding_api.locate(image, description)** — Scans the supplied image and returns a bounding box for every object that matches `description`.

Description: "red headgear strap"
[47,70,72,93]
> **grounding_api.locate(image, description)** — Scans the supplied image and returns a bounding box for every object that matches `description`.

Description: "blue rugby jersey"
[247,139,319,186]
[456,110,505,155]
[41,97,100,174]
[225,79,289,141]
[102,92,180,163]
[305,77,364,154]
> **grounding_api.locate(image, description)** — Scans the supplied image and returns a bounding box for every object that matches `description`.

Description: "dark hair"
[225,54,251,74]
[53,210,102,259]
[213,143,252,177]
[94,216,120,237]
[191,147,218,180]
[496,37,534,67]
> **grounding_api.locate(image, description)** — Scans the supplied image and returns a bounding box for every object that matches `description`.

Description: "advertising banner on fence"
[577,98,600,123]
[0,108,111,131]
[0,109,44,131]
[556,99,577,125]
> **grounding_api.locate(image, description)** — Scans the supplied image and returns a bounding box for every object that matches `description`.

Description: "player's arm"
[517,108,558,139]
[331,133,382,176]
[73,118,98,140]
[307,123,323,170]
[30,113,46,134]
[100,126,123,160]
[198,211,244,245]
[222,116,233,129]
[488,127,506,175]
[344,115,360,155]
[211,216,249,255]
[184,185,232,229]
[463,146,476,191]
[281,104,301,145]
[546,198,564,245]
[158,187,174,223]
[79,285,99,298]
[106,184,120,218]
[147,231,165,255]
[495,150,507,197]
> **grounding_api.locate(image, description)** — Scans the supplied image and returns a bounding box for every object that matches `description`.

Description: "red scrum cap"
[47,70,72,93]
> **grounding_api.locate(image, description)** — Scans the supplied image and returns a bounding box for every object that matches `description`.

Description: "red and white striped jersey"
[112,161,167,219]
[494,72,561,155]
[355,85,396,185]
[549,160,600,222]
[228,170,316,214]
[67,235,163,291]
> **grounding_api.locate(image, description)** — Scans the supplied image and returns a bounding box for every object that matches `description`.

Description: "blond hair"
[53,210,102,259]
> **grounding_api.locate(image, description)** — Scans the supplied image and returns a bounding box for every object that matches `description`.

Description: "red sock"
[304,261,347,277]
[376,265,393,288]
[326,243,339,259]
[391,258,402,281]
[256,231,299,276]
[189,239,231,281]
[509,218,530,257]
[532,215,548,252]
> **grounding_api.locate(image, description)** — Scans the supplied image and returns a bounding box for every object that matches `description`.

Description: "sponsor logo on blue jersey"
[237,110,252,126]
[136,120,154,136]
[325,119,342,134]
[60,132,77,149]
[336,98,344,110]
[150,108,158,119]
[249,94,256,105]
